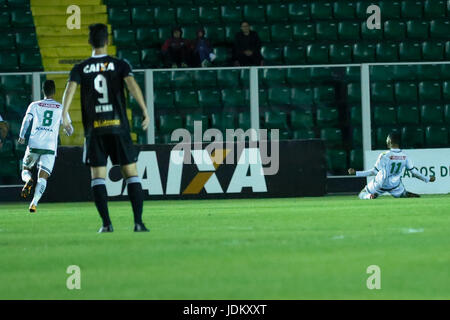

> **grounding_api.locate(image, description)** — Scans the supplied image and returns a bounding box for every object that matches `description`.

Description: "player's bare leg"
[21,166,34,199]
[121,163,149,232]
[29,169,49,213]
[91,166,114,233]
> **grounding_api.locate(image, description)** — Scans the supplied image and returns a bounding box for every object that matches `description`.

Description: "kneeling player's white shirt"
[19,98,72,155]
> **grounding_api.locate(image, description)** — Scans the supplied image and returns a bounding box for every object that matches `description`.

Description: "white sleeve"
[356,168,378,177]
[19,104,34,139]
[374,153,385,171]
[406,157,414,170]
[410,168,430,183]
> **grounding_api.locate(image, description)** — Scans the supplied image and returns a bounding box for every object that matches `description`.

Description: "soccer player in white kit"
[348,132,435,199]
[18,80,73,212]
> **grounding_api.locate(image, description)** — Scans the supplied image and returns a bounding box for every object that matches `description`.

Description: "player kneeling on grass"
[348,132,435,199]
[18,80,73,212]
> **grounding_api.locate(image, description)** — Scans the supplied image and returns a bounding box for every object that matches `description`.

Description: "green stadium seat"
[268,87,291,107]
[217,69,240,88]
[136,27,158,47]
[345,67,361,81]
[262,69,286,87]
[266,3,288,22]
[270,24,292,42]
[443,81,450,101]
[157,26,172,43]
[131,7,154,25]
[401,0,423,19]
[263,111,288,129]
[373,106,397,125]
[384,20,406,40]
[288,2,310,21]
[422,41,445,61]
[316,21,337,40]
[316,107,339,127]
[113,28,135,46]
[290,109,314,129]
[326,149,347,173]
[5,93,30,114]
[176,6,198,24]
[292,23,315,41]
[283,44,306,64]
[350,105,362,125]
[212,47,231,66]
[306,44,329,64]
[446,41,450,60]
[243,4,265,23]
[397,105,420,125]
[338,21,360,40]
[154,71,171,89]
[419,82,442,102]
[417,65,441,80]
[361,21,383,40]
[0,75,25,91]
[421,104,444,124]
[224,25,240,44]
[430,20,450,39]
[329,44,352,63]
[199,6,221,24]
[407,20,429,39]
[0,32,14,50]
[198,89,222,108]
[128,0,149,5]
[204,25,225,44]
[211,113,235,132]
[286,68,310,86]
[15,31,38,49]
[291,86,313,106]
[237,112,250,130]
[261,45,283,65]
[171,71,193,89]
[141,48,160,68]
[10,10,33,27]
[375,126,400,149]
[376,43,399,62]
[221,5,242,23]
[0,11,10,28]
[258,88,269,108]
[401,126,424,148]
[334,1,355,19]
[391,65,417,80]
[221,89,246,108]
[313,86,335,103]
[347,83,361,103]
[349,149,363,170]
[19,51,42,71]
[425,126,448,147]
[185,113,209,132]
[252,24,270,42]
[424,0,446,18]
[395,82,418,103]
[379,0,401,18]
[370,65,394,81]
[293,129,316,140]
[154,7,175,25]
[321,128,343,147]
[193,70,217,88]
[399,42,421,61]
[108,8,130,26]
[104,0,127,5]
[154,90,174,109]
[353,43,376,62]
[352,127,362,148]
[444,104,450,123]
[117,49,140,68]
[356,1,373,19]
[159,114,182,134]
[174,89,198,109]
[371,82,394,103]
[311,1,332,20]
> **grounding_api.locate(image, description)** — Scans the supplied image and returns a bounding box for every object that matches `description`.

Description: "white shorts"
[22,147,56,175]
[366,179,406,198]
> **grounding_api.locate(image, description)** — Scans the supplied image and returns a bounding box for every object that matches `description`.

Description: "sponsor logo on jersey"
[390,156,406,160]
[36,127,54,132]
[83,62,115,74]
[95,104,113,113]
[93,119,121,128]
[38,102,60,108]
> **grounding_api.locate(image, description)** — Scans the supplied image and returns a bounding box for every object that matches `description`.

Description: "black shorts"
[83,133,138,167]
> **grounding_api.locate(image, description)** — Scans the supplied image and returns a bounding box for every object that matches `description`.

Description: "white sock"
[359,187,374,200]
[22,170,32,183]
[32,178,47,206]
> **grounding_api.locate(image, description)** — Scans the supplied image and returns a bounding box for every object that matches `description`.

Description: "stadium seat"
[316,107,339,127]
[384,20,406,40]
[237,112,250,130]
[253,24,270,42]
[185,114,209,132]
[329,44,352,63]
[446,41,450,60]
[424,0,446,18]
[15,31,37,49]
[349,105,362,125]
[221,5,242,23]
[291,87,313,106]
[19,51,42,71]
[334,1,356,19]
[422,41,445,61]
[198,89,222,108]
[222,89,246,108]
[421,104,444,124]
[313,86,335,103]
[373,106,397,125]
[159,114,183,134]
[391,65,417,80]
[171,71,193,89]
[283,45,306,64]
[154,7,176,25]
[311,1,332,20]
[338,22,360,40]
[347,83,361,103]
[401,126,424,148]
[270,24,292,42]
[352,127,362,148]
[131,7,154,25]
[108,8,130,26]
[401,0,423,19]
[286,68,310,86]
[212,47,231,66]
[262,69,286,87]
[263,111,288,129]
[266,4,288,22]
[375,127,400,149]
[425,126,448,147]
[321,128,343,148]
[399,42,421,61]
[349,149,363,170]
[113,28,135,47]
[444,104,450,123]
[261,45,283,65]
[243,4,266,23]
[293,129,316,140]
[174,89,199,109]
[136,27,158,47]
[292,23,315,41]
[397,105,420,125]
[290,109,314,129]
[316,21,337,40]
[211,113,235,132]
[311,68,333,82]
[157,26,172,43]
[326,149,347,172]
[376,43,399,62]
[345,67,361,81]
[288,2,310,21]
[0,75,25,91]
[0,11,9,28]
[361,21,383,40]
[0,32,14,50]
[417,65,441,80]
[5,94,30,114]
[258,88,269,108]
[154,90,174,109]
[419,82,442,102]
[407,21,429,39]
[217,69,240,88]
[380,0,401,18]
[176,6,198,24]
[154,71,171,89]
[444,82,450,101]
[117,49,141,68]
[224,25,241,44]
[141,48,160,68]
[268,87,291,107]
[204,25,225,44]
[128,0,149,5]
[193,70,217,88]
[371,82,394,103]
[10,10,33,27]
[352,43,376,62]
[306,44,329,64]
[395,82,418,103]
[430,20,450,39]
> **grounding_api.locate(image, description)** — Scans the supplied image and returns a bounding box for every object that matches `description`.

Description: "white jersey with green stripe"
[23,99,64,154]
[373,148,414,190]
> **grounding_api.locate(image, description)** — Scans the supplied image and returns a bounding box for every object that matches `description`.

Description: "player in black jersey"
[61,23,150,233]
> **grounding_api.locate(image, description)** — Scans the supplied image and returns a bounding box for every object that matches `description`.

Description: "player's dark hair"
[388,131,401,146]
[42,80,55,97]
[89,23,108,48]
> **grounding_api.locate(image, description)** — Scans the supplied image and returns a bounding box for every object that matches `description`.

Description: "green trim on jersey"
[29,148,55,155]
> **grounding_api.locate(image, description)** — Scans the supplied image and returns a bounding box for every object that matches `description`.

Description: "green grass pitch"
[1,195,449,300]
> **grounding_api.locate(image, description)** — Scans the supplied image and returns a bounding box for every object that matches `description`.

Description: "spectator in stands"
[0,114,8,150]
[161,26,190,68]
[233,21,263,67]
[190,28,216,68]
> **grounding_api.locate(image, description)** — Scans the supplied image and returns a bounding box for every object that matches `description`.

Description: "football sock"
[22,169,32,183]
[91,178,111,227]
[126,176,144,224]
[31,177,47,206]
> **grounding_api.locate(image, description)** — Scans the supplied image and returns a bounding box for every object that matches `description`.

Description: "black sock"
[126,177,144,224]
[92,179,111,227]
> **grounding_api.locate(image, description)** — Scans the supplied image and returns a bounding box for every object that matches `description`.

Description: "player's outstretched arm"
[410,167,435,183]
[124,76,149,131]
[349,167,378,177]
[62,81,77,131]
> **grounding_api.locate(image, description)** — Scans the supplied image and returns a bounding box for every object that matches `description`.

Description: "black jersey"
[69,54,133,136]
